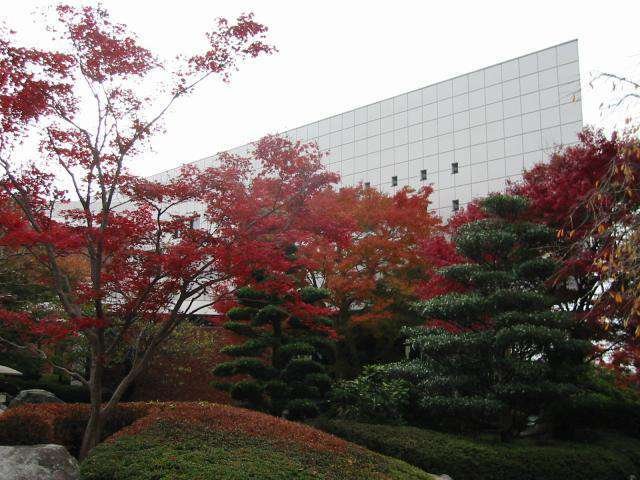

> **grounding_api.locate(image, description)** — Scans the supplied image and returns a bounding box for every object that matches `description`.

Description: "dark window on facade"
[391,176,398,187]
[420,169,427,181]
[452,199,460,212]
[451,162,459,174]
[364,181,371,188]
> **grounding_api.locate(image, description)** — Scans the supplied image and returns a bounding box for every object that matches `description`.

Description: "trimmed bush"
[0,402,150,456]
[80,402,434,479]
[286,398,319,420]
[316,419,640,480]
[547,393,640,438]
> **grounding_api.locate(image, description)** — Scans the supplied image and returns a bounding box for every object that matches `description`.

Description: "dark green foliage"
[213,357,277,380]
[316,419,640,480]
[223,320,257,337]
[220,338,269,357]
[547,393,640,439]
[227,306,258,321]
[282,359,325,382]
[253,304,287,325]
[275,341,315,365]
[230,380,264,404]
[286,398,319,420]
[299,286,330,304]
[337,194,591,436]
[0,351,44,380]
[481,193,529,217]
[0,377,91,402]
[215,282,335,418]
[330,365,412,424]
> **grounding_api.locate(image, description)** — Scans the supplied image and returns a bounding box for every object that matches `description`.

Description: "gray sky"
[4,0,640,177]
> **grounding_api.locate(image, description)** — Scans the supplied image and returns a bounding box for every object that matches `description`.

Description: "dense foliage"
[0,402,150,456]
[334,194,591,436]
[304,186,447,375]
[510,129,640,386]
[214,282,335,419]
[78,402,433,479]
[316,419,640,480]
[0,3,276,457]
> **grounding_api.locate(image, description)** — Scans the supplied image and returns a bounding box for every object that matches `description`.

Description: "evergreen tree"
[403,194,590,436]
[214,282,335,420]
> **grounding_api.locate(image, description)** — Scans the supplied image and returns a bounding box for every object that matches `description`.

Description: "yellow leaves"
[597,224,606,235]
[635,325,640,338]
[556,229,564,239]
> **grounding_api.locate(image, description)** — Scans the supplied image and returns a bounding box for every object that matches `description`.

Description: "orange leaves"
[304,185,444,325]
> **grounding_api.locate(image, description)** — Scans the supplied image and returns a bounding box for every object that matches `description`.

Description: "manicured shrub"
[80,402,432,480]
[0,409,50,445]
[215,282,336,418]
[282,358,324,382]
[330,365,412,424]
[230,380,264,404]
[0,402,151,456]
[285,398,319,420]
[316,419,640,480]
[547,393,640,438]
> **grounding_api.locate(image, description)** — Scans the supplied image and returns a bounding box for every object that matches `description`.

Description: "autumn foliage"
[0,3,275,458]
[510,128,640,386]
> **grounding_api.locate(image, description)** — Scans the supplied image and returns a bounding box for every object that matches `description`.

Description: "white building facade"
[151,40,583,218]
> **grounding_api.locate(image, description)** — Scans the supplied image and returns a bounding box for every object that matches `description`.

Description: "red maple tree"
[297,185,458,371]
[0,4,275,457]
[509,128,640,386]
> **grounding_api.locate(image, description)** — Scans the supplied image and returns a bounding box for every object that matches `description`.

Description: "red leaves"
[56,5,156,82]
[188,13,274,82]
[303,185,444,325]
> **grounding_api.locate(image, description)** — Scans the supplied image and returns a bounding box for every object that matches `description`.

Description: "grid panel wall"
[150,41,583,219]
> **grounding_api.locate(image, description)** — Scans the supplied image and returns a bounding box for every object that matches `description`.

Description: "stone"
[433,475,453,480]
[8,389,64,408]
[0,444,79,480]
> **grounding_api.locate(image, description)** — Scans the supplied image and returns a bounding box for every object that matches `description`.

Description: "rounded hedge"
[80,402,435,480]
[316,419,640,480]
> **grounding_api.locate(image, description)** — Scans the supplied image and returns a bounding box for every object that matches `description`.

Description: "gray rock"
[0,404,6,414]
[0,444,79,480]
[9,389,63,408]
[433,475,453,480]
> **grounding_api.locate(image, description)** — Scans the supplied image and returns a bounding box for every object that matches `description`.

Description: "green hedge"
[315,419,640,480]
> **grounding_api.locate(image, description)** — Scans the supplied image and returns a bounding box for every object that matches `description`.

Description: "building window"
[391,176,398,187]
[364,181,370,188]
[452,199,460,212]
[420,169,427,181]
[451,162,459,174]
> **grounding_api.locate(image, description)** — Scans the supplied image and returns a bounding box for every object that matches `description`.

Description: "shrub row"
[0,402,150,457]
[315,419,640,480]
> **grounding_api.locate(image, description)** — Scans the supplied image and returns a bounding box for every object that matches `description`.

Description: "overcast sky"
[4,0,640,177]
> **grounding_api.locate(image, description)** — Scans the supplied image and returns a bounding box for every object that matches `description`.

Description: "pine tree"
[405,194,590,437]
[214,282,335,420]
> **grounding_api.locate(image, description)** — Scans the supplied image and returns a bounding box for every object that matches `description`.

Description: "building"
[150,40,583,218]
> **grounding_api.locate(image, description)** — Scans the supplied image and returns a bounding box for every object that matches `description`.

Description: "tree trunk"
[79,351,104,460]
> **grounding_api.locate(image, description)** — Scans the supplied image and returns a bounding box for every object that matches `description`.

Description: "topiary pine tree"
[214,281,335,420]
[405,194,591,437]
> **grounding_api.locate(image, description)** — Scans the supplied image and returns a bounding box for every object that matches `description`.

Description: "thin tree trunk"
[79,350,104,460]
